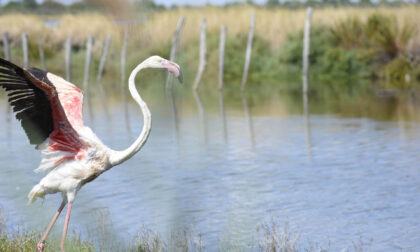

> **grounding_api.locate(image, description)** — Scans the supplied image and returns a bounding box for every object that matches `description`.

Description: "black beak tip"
[177,71,183,84]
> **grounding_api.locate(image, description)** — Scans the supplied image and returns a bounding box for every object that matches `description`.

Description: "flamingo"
[0,56,182,251]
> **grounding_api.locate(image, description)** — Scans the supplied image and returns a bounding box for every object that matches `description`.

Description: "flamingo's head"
[145,55,183,83]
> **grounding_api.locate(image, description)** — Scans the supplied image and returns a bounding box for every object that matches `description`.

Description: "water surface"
[0,82,419,251]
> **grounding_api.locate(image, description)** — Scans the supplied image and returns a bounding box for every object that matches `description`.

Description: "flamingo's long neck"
[108,61,151,167]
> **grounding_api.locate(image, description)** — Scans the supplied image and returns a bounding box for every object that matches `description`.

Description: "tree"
[266,0,279,6]
[22,0,37,9]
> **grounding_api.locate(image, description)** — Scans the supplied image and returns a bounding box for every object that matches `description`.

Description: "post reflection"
[86,93,95,129]
[303,76,313,162]
[122,88,131,136]
[218,91,228,144]
[166,84,180,144]
[193,90,207,144]
[4,97,11,141]
[97,81,110,120]
[241,92,255,147]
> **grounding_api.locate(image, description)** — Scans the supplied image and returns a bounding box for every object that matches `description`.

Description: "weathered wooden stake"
[65,37,72,81]
[166,16,185,89]
[121,26,128,91]
[96,34,111,117]
[121,25,130,132]
[302,7,313,93]
[83,36,93,95]
[3,32,11,117]
[192,19,207,90]
[218,25,226,90]
[83,36,94,124]
[241,13,256,92]
[96,34,111,82]
[22,33,29,68]
[37,36,46,70]
[2,32,11,61]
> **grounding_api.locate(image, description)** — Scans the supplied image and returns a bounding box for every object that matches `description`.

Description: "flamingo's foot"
[37,240,45,252]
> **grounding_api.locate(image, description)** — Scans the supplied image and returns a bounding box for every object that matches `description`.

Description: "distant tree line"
[263,0,419,8]
[0,0,418,15]
[0,0,165,15]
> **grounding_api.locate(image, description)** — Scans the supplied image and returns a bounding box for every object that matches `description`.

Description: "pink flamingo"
[0,56,182,251]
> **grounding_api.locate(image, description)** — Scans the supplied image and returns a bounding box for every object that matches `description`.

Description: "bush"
[278,13,419,87]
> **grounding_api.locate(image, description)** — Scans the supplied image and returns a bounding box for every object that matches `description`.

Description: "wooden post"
[83,36,94,124]
[22,33,29,68]
[166,16,185,89]
[96,34,111,117]
[192,19,207,91]
[37,36,46,70]
[65,37,72,81]
[302,7,313,93]
[121,25,130,132]
[3,32,11,117]
[121,26,128,91]
[2,32,11,61]
[96,34,111,82]
[218,25,226,90]
[83,36,93,94]
[241,13,255,92]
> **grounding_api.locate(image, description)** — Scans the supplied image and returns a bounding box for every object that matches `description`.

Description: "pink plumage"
[0,56,182,252]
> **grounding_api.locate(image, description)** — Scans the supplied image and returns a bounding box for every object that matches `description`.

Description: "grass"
[1,5,420,49]
[0,208,369,252]
[1,5,420,90]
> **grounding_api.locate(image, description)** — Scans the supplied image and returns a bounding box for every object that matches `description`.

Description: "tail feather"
[28,184,46,204]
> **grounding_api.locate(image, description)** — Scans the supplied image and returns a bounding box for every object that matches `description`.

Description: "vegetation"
[0,5,419,90]
[280,13,419,88]
[0,209,364,251]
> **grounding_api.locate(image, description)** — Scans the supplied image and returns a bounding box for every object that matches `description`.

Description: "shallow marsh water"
[0,81,419,251]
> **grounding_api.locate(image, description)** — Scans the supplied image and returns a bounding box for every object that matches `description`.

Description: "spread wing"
[30,69,85,130]
[0,58,84,154]
[0,58,54,146]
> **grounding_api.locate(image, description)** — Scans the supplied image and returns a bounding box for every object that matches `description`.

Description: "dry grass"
[0,5,419,51]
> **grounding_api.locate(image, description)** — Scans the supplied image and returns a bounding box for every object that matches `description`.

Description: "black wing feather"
[0,58,54,147]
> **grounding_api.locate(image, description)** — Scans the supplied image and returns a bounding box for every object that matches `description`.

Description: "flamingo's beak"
[163,60,183,83]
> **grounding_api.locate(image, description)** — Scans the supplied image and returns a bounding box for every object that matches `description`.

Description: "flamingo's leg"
[60,201,73,252]
[37,201,67,252]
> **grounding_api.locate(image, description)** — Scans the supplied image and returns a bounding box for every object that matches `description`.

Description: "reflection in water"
[193,90,207,144]
[96,82,110,119]
[123,94,131,137]
[4,98,11,142]
[1,83,420,251]
[218,91,228,144]
[166,85,180,144]
[241,93,255,147]
[303,77,313,161]
[86,94,95,129]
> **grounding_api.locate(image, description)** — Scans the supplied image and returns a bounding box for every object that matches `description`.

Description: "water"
[0,83,419,251]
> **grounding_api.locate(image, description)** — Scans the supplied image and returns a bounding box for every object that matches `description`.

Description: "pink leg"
[37,201,66,252]
[60,202,73,252]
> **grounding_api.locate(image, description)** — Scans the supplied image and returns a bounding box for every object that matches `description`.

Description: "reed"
[0,5,418,89]
[0,6,419,50]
